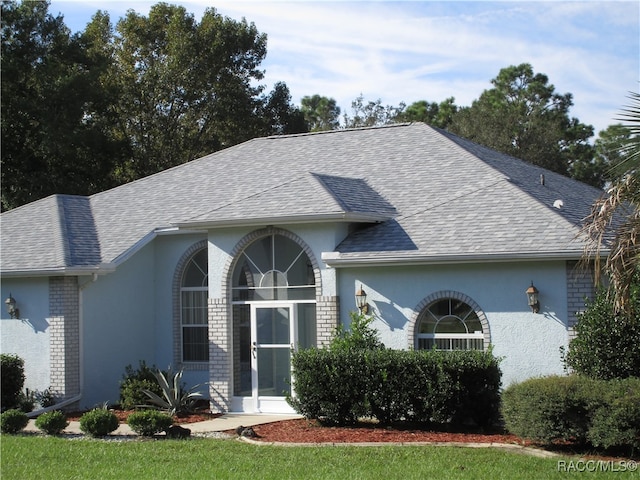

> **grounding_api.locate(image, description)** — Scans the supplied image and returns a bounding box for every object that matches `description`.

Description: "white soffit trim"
[321,250,608,268]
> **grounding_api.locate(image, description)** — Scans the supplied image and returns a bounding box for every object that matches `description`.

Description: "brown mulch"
[245,418,525,445]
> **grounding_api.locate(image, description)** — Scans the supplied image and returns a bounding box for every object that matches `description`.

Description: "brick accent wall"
[49,277,80,401]
[208,297,231,413]
[316,296,339,347]
[566,261,596,341]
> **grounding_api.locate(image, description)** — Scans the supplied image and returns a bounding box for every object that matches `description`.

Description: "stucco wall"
[80,242,158,408]
[0,278,50,392]
[337,261,569,388]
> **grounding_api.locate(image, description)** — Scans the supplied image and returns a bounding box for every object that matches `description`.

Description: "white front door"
[250,303,296,413]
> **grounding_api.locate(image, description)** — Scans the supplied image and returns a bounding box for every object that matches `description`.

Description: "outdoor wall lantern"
[526,282,540,314]
[355,284,369,314]
[5,293,19,319]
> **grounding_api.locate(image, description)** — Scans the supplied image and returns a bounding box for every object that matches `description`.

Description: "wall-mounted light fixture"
[5,293,19,319]
[355,284,368,314]
[526,282,540,313]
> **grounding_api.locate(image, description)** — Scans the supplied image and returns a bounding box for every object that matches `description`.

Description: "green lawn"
[1,435,637,480]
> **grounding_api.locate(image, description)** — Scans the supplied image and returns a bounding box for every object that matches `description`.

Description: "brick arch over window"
[407,290,491,350]
[172,240,208,370]
[221,227,322,298]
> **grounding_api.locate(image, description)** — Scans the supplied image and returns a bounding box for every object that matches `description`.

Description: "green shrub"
[588,378,640,453]
[502,375,640,453]
[0,409,29,434]
[329,312,384,352]
[79,408,119,437]
[501,376,596,444]
[288,348,369,425]
[119,361,164,410]
[1,354,25,411]
[127,410,173,436]
[34,411,68,435]
[289,346,502,426]
[562,287,640,380]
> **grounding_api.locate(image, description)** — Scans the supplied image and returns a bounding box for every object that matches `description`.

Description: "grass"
[2,435,635,480]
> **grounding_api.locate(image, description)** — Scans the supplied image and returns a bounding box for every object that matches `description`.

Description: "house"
[0,123,601,414]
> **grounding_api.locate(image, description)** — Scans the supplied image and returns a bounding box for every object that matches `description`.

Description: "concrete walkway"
[24,413,302,436]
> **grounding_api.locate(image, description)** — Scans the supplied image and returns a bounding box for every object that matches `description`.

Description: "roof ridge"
[264,122,415,140]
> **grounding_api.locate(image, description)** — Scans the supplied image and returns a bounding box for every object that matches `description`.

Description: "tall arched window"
[181,248,208,362]
[416,296,485,351]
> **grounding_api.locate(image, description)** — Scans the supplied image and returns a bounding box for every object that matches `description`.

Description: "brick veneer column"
[208,297,231,413]
[49,277,80,401]
[316,296,339,347]
[566,261,595,341]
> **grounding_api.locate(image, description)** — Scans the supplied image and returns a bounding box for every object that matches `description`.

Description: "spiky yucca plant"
[141,367,206,416]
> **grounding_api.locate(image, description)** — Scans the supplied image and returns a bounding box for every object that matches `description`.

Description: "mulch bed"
[246,418,524,445]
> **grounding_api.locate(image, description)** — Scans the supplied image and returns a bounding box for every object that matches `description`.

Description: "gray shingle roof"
[0,123,605,274]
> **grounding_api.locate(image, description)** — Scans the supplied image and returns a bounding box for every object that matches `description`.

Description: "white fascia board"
[322,249,609,268]
[0,264,116,278]
[174,213,389,230]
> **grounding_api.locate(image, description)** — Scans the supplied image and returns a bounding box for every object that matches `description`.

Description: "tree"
[260,82,307,135]
[343,94,405,129]
[300,94,341,131]
[1,0,120,210]
[109,3,269,181]
[395,97,457,129]
[580,92,640,316]
[450,64,595,179]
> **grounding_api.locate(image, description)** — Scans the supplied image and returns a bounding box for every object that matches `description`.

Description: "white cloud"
[50,0,639,134]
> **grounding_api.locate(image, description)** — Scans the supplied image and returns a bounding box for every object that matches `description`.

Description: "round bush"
[79,409,119,437]
[127,410,173,436]
[35,410,68,435]
[501,375,596,444]
[1,409,29,434]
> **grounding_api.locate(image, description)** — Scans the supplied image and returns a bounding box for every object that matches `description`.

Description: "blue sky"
[48,1,639,135]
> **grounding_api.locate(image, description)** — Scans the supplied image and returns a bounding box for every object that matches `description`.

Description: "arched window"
[181,248,208,362]
[416,297,485,351]
[231,234,315,301]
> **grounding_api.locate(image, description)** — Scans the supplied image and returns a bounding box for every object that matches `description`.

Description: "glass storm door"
[251,304,296,413]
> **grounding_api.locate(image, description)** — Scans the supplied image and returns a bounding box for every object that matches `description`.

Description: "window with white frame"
[416,297,484,351]
[181,248,208,362]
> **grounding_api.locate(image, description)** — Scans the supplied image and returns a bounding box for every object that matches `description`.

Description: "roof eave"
[0,264,116,278]
[175,212,390,229]
[322,249,609,268]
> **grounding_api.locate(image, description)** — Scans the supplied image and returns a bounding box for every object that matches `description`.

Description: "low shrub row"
[288,347,502,426]
[1,407,175,438]
[502,375,640,453]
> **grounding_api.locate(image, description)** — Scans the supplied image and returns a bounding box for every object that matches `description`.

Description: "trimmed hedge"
[127,410,173,436]
[502,375,640,453]
[35,411,69,435]
[79,408,120,437]
[288,348,502,426]
[0,409,29,434]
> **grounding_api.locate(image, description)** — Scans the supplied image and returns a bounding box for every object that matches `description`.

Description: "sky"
[48,1,639,136]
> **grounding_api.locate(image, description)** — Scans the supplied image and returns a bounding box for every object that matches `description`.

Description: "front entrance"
[229,232,317,413]
[232,302,315,413]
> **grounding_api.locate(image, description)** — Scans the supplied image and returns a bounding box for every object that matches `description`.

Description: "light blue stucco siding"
[0,278,50,392]
[337,260,569,388]
[80,242,158,408]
